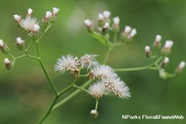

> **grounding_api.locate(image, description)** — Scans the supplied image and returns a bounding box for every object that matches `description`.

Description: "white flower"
[16,37,24,45]
[84,19,92,27]
[102,77,131,99]
[128,28,137,39]
[90,65,117,79]
[164,40,173,49]
[13,14,22,22]
[54,54,79,73]
[113,16,120,25]
[103,11,111,19]
[52,7,60,15]
[20,17,40,33]
[89,82,105,98]
[124,25,132,34]
[45,11,52,19]
[80,54,98,69]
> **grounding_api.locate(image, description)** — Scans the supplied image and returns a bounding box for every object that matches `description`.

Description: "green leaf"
[89,32,109,46]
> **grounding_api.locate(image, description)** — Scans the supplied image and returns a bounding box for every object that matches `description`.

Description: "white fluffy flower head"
[103,77,131,99]
[55,54,79,73]
[20,17,40,33]
[91,65,117,79]
[80,54,98,69]
[89,82,105,98]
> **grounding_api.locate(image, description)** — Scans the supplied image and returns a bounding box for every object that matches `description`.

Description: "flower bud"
[84,19,93,33]
[154,35,162,49]
[13,14,22,23]
[52,7,60,16]
[102,22,110,34]
[98,13,104,27]
[176,61,185,73]
[103,11,111,23]
[4,58,12,70]
[161,40,173,55]
[121,26,132,41]
[16,37,25,50]
[128,28,137,39]
[144,46,151,57]
[103,11,110,19]
[159,69,167,79]
[161,57,169,68]
[90,110,98,118]
[27,8,33,17]
[112,16,120,32]
[0,39,8,53]
[44,11,52,21]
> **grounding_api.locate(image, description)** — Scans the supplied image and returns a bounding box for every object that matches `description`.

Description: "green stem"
[95,99,99,111]
[25,40,34,51]
[114,32,117,43]
[39,59,58,95]
[38,95,59,124]
[58,78,77,95]
[114,63,156,72]
[15,54,26,59]
[103,46,114,64]
[73,84,89,93]
[52,79,92,111]
[7,52,15,59]
[36,42,40,57]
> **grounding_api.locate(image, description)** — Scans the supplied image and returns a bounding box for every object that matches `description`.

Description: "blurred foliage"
[0,0,186,124]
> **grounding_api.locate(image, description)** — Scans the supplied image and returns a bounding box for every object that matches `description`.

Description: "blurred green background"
[0,0,186,124]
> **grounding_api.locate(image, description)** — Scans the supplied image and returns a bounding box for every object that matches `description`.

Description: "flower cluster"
[89,65,130,99]
[13,7,59,36]
[84,10,137,46]
[144,35,185,79]
[55,54,130,99]
[54,54,97,76]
